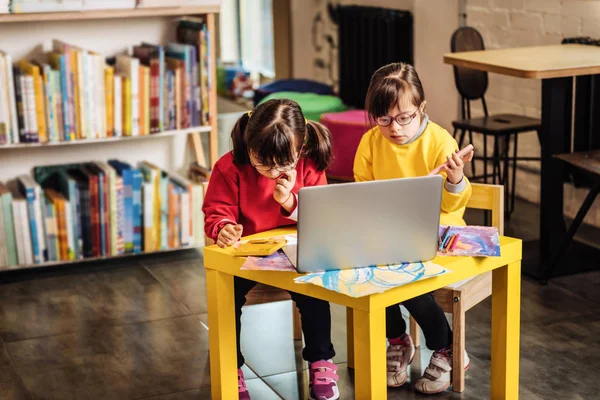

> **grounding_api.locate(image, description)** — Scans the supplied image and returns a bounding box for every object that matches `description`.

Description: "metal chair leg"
[510,133,519,215]
[492,135,501,185]
[483,133,488,183]
[503,134,511,217]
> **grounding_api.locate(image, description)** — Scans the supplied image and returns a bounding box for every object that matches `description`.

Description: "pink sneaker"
[308,359,340,400]
[238,368,251,400]
[387,333,415,387]
[414,347,471,394]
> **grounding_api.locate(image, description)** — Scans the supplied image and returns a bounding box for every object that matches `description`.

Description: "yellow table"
[204,227,522,399]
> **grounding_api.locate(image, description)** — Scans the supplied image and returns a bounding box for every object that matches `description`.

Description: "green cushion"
[258,91,347,121]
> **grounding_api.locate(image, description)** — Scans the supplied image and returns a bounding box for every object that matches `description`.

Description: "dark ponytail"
[230,98,331,171]
[305,120,332,171]
[231,112,251,164]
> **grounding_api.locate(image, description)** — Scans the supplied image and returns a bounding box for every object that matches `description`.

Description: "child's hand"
[273,170,297,206]
[444,148,474,184]
[217,224,243,248]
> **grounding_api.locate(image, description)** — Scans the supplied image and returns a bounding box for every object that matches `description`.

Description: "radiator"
[333,5,414,109]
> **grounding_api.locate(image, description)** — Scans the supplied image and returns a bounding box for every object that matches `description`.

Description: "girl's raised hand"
[444,148,474,184]
[217,223,243,248]
[273,170,297,205]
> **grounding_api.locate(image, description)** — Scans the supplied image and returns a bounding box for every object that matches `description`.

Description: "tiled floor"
[1,200,599,399]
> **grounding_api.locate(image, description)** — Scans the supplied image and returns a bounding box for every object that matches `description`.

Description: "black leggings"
[386,293,453,351]
[234,277,336,368]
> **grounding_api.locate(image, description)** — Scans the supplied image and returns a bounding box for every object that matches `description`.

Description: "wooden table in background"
[444,44,600,281]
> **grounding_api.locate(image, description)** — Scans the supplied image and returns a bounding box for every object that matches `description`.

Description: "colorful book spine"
[143,66,150,135]
[201,25,210,124]
[12,68,26,142]
[78,178,93,258]
[165,70,175,130]
[115,176,125,255]
[139,65,146,136]
[114,75,122,137]
[4,54,19,144]
[42,64,57,142]
[0,191,17,266]
[94,54,106,139]
[0,55,10,145]
[167,182,175,248]
[118,166,133,254]
[96,168,107,257]
[20,182,41,263]
[18,61,47,143]
[132,169,143,254]
[149,58,160,133]
[105,66,114,137]
[123,76,131,136]
[23,75,38,142]
[160,172,168,250]
[189,44,199,127]
[0,202,7,267]
[87,169,100,257]
[142,182,154,252]
[43,195,57,262]
[191,183,204,247]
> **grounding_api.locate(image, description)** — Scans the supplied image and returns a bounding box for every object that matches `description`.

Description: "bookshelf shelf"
[3,245,202,272]
[0,126,212,149]
[0,6,220,24]
[0,6,219,272]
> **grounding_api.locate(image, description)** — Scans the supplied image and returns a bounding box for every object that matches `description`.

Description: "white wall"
[0,17,196,183]
[414,0,460,131]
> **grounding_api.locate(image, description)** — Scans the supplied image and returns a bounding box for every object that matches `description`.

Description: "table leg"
[346,307,354,369]
[206,269,238,400]
[535,77,572,278]
[491,261,521,400]
[353,308,387,399]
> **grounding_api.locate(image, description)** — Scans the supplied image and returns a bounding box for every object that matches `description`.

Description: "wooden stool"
[202,182,303,340]
[409,183,504,392]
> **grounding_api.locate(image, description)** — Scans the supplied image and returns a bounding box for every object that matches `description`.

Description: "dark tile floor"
[0,199,599,400]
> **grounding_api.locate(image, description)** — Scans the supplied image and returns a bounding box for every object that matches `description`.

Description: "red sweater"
[203,152,328,242]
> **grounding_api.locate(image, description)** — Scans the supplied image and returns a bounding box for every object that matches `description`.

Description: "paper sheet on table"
[241,250,296,271]
[438,225,500,257]
[294,262,449,298]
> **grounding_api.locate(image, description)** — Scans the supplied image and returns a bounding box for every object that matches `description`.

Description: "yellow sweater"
[353,121,471,226]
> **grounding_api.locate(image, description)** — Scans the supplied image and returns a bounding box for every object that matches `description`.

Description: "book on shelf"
[0,182,18,268]
[9,187,32,266]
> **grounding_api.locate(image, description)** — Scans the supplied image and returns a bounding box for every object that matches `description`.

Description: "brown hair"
[231,98,332,171]
[364,62,425,123]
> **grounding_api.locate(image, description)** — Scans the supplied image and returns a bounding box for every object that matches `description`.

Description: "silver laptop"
[296,175,443,273]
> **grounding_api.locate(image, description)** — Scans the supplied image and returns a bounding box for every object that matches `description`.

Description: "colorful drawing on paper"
[438,225,500,257]
[294,262,449,298]
[241,249,296,272]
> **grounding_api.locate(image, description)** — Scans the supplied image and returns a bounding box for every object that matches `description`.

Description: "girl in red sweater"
[203,99,340,400]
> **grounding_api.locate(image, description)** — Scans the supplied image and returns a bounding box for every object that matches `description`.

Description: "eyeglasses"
[250,146,304,173]
[251,159,299,173]
[375,107,421,127]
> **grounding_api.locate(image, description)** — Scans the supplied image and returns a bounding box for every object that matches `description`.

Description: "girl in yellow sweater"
[354,62,474,394]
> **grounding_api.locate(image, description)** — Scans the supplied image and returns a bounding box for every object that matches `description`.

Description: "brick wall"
[466,0,600,227]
